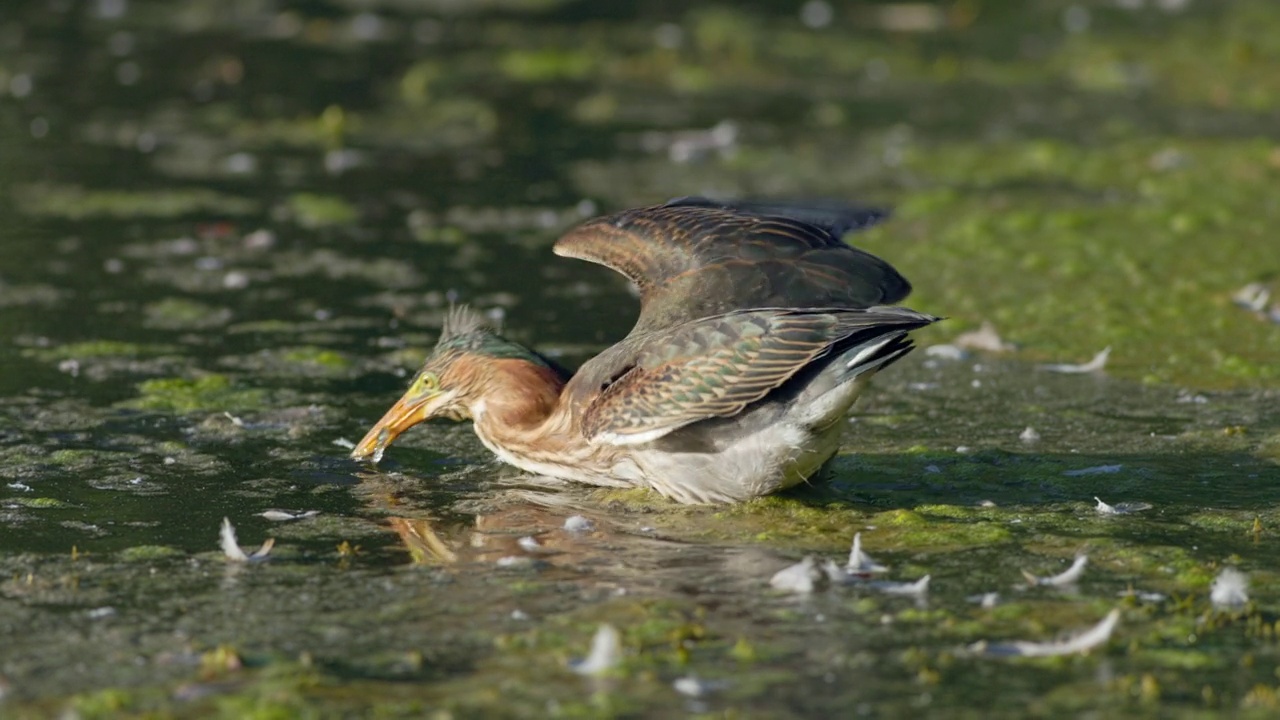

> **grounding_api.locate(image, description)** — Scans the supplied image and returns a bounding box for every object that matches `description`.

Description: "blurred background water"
[1,0,1279,716]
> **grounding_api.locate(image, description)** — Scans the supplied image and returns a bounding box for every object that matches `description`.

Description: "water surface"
[2,0,1279,717]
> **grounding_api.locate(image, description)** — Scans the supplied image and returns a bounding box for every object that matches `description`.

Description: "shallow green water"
[2,0,1280,717]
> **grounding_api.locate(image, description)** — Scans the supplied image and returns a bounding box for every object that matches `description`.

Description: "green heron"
[351,198,937,503]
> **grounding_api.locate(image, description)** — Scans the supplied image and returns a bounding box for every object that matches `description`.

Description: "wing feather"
[554,200,911,333]
[578,308,933,444]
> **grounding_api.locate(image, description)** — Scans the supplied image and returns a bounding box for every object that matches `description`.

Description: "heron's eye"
[411,372,440,394]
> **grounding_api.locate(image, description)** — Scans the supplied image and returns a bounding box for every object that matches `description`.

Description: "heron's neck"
[470,358,567,434]
[469,356,616,484]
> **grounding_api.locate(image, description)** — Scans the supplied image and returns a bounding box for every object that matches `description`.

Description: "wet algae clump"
[2,0,1280,718]
[10,184,260,220]
[285,193,360,229]
[20,341,179,362]
[858,137,1280,388]
[118,375,269,414]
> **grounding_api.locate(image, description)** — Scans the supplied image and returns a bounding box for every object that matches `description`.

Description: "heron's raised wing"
[553,198,911,334]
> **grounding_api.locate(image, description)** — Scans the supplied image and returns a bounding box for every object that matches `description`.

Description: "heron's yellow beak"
[350,390,448,463]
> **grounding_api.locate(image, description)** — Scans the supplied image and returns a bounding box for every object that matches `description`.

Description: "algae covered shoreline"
[2,0,1280,716]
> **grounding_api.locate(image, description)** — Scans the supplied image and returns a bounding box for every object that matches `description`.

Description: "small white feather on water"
[673,676,728,698]
[769,556,829,594]
[870,575,930,597]
[819,560,851,585]
[1094,497,1152,515]
[953,321,1016,352]
[1210,568,1249,610]
[570,624,622,676]
[968,592,1000,608]
[846,532,888,574]
[1117,588,1167,603]
[563,515,594,532]
[1023,555,1087,587]
[1233,282,1271,312]
[219,517,274,563]
[970,609,1120,658]
[767,534,923,595]
[1040,347,1110,374]
[924,344,968,361]
[1019,427,1041,442]
[259,510,320,521]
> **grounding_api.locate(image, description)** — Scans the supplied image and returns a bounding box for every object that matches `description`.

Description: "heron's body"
[352,198,937,504]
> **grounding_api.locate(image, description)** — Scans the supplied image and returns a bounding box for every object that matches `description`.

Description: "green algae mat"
[2,0,1279,717]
